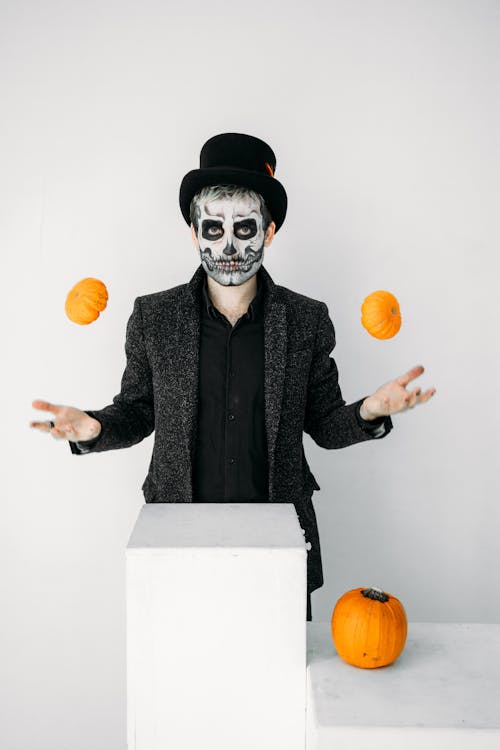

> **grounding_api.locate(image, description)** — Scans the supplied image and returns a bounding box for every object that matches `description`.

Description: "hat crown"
[199,132,276,178]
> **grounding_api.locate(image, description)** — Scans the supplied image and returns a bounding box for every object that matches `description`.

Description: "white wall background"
[2,0,499,748]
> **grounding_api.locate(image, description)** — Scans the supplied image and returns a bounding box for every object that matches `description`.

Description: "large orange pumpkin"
[65,278,109,325]
[331,586,407,668]
[361,290,401,339]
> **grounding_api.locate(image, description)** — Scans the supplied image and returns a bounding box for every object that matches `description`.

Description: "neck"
[206,273,258,314]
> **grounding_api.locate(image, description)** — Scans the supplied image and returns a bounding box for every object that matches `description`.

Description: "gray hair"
[189,184,273,233]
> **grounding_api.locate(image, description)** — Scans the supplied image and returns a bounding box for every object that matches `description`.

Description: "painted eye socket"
[234,220,257,239]
[207,225,223,237]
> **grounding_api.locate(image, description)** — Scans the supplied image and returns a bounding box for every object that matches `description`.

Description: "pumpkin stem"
[361,587,389,602]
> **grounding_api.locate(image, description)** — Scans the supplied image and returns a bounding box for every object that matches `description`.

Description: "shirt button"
[228,457,236,464]
[228,414,235,420]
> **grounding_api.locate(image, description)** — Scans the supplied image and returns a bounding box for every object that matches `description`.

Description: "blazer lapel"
[176,265,203,464]
[179,263,287,498]
[261,268,287,493]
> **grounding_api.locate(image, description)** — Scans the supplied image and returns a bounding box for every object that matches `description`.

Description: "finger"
[31,400,63,415]
[29,419,74,434]
[406,386,436,408]
[29,420,53,432]
[397,365,424,388]
[403,391,417,408]
[417,388,437,403]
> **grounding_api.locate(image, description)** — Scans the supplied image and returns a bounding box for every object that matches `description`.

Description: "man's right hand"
[29,400,102,442]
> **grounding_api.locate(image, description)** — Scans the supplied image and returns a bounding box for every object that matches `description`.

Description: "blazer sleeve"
[354,398,392,438]
[69,297,155,454]
[303,301,392,449]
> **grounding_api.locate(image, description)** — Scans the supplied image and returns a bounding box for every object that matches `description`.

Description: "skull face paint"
[192,193,267,286]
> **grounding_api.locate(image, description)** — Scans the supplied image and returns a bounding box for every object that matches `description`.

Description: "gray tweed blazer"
[71,263,393,593]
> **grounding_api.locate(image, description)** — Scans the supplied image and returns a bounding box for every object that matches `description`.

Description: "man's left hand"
[360,365,436,420]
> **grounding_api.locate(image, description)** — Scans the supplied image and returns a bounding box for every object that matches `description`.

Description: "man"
[30,132,436,620]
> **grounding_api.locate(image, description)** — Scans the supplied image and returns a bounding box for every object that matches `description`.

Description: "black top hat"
[179,132,288,233]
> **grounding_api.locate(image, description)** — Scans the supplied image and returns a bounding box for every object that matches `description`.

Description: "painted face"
[192,194,266,286]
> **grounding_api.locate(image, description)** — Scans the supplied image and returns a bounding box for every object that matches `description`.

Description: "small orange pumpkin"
[331,586,408,668]
[65,277,109,325]
[361,290,401,339]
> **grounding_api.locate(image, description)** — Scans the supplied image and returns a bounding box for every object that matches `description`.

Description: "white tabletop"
[127,502,305,549]
[306,622,500,749]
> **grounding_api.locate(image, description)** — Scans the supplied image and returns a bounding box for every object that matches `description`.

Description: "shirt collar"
[202,269,264,321]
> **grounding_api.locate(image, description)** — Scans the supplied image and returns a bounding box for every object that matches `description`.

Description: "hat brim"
[179,166,287,233]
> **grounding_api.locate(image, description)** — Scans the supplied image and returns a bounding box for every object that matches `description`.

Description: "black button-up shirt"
[192,269,269,502]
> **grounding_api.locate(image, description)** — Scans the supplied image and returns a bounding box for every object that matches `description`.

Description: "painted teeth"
[213,262,250,271]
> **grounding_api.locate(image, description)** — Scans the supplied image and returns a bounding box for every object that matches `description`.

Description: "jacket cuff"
[354,398,393,437]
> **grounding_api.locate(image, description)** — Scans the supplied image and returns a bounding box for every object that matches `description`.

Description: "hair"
[189,184,273,233]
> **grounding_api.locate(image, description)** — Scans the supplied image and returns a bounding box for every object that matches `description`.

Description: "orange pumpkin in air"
[65,278,109,325]
[361,290,401,339]
[331,586,408,668]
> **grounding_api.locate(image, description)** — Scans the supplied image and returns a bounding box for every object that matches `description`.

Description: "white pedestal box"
[126,502,308,750]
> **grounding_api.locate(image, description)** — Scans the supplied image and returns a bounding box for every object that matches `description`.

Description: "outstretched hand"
[29,400,101,442]
[360,365,436,420]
